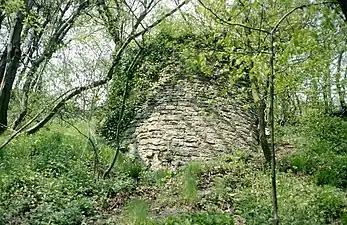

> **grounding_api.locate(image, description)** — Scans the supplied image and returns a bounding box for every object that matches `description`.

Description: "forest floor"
[0,121,347,224]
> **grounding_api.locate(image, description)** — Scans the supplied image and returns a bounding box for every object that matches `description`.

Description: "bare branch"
[133,0,189,38]
[60,115,99,178]
[197,0,270,34]
[271,1,337,34]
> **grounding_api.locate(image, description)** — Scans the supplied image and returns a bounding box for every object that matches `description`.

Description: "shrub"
[140,168,174,186]
[300,113,347,155]
[281,149,347,188]
[313,154,347,187]
[116,154,144,180]
[28,199,95,225]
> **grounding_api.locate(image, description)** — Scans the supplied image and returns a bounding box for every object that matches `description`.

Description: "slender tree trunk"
[0,0,5,27]
[250,75,271,163]
[322,68,332,113]
[103,50,141,179]
[258,99,271,162]
[23,1,186,135]
[322,83,329,113]
[12,70,36,130]
[295,93,302,116]
[311,78,319,108]
[25,79,108,134]
[12,58,48,130]
[335,52,346,110]
[269,32,278,225]
[0,12,25,133]
[279,94,290,125]
[0,12,4,28]
[13,1,87,130]
[0,49,7,83]
[327,71,332,109]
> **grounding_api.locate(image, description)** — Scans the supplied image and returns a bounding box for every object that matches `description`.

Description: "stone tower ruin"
[125,68,258,169]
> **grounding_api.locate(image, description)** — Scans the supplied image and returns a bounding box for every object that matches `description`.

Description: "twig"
[197,0,270,34]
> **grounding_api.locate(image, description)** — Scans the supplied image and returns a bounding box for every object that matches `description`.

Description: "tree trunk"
[12,1,87,130]
[0,12,25,133]
[23,1,187,135]
[0,0,5,27]
[250,76,271,163]
[335,52,346,110]
[12,57,48,130]
[257,99,271,162]
[269,32,278,225]
[0,49,7,83]
[295,93,302,116]
[103,50,141,179]
[311,78,319,108]
[0,12,4,28]
[322,68,332,113]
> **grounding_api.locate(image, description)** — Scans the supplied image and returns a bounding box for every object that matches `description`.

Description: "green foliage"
[122,199,149,225]
[99,20,250,145]
[180,163,203,203]
[284,151,347,188]
[4,1,347,224]
[3,0,24,14]
[99,28,191,144]
[0,127,136,224]
[27,198,95,225]
[301,113,347,154]
[158,212,234,225]
[233,172,346,225]
[116,153,144,180]
[280,113,347,188]
[1,125,347,224]
[141,168,174,186]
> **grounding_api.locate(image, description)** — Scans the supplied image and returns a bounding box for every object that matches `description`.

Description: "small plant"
[122,198,149,225]
[141,168,173,186]
[180,162,203,203]
[116,154,144,179]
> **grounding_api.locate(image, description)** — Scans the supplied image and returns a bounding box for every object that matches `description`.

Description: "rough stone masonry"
[125,68,258,169]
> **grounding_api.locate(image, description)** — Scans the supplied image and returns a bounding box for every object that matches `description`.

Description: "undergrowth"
[0,121,346,224]
[279,113,347,188]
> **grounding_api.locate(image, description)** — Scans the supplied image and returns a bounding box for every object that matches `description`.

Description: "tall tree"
[0,0,92,133]
[0,0,34,132]
[12,0,91,130]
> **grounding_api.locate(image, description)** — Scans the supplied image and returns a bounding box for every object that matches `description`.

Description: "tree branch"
[133,0,189,38]
[22,0,190,135]
[60,115,99,179]
[197,0,270,34]
[271,1,337,34]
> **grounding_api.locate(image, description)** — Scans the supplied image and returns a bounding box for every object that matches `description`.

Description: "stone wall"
[125,70,258,169]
